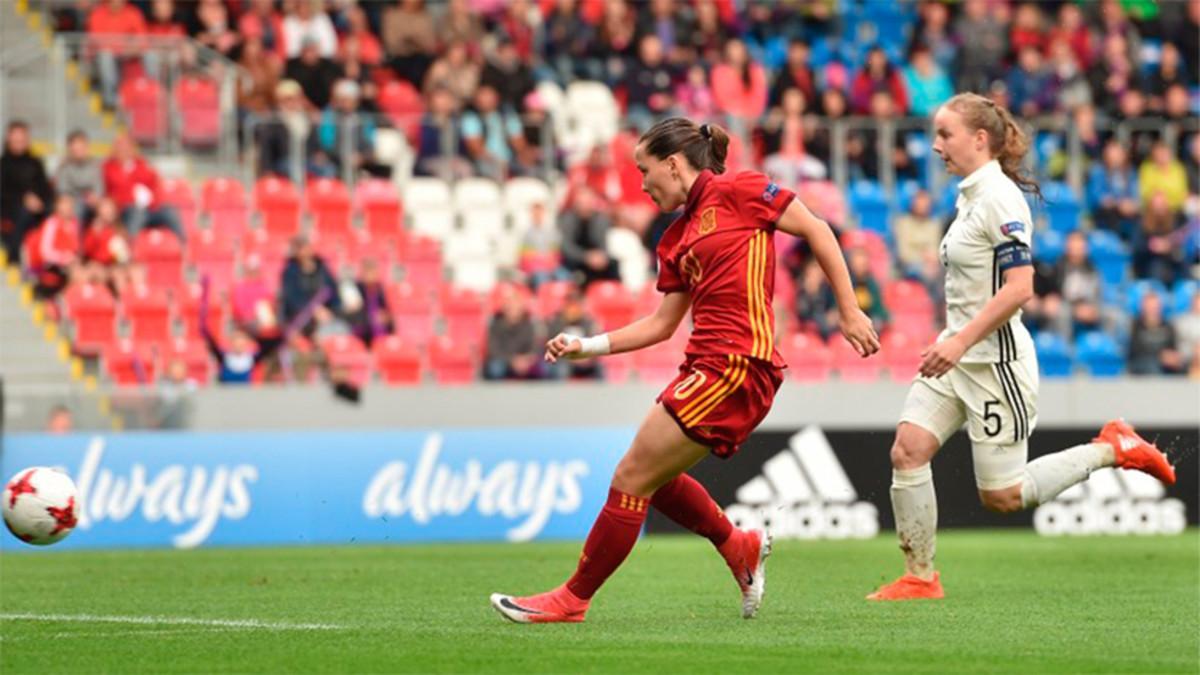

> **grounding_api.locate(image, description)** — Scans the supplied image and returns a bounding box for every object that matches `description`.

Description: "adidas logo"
[723,426,879,540]
[1033,467,1186,536]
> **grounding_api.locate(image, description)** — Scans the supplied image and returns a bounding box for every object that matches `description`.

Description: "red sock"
[651,474,734,547]
[565,488,649,600]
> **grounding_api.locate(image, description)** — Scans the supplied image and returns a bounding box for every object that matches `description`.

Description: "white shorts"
[898,355,1039,491]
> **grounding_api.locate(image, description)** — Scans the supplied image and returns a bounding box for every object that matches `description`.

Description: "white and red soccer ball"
[2,467,80,546]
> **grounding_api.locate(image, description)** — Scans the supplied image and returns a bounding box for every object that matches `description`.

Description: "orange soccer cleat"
[490,585,590,624]
[866,572,945,601]
[720,528,773,619]
[1096,419,1177,485]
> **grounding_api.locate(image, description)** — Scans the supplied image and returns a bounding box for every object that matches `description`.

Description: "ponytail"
[944,93,1042,200]
[640,118,730,174]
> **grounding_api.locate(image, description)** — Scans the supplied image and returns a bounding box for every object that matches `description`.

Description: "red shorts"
[657,353,784,459]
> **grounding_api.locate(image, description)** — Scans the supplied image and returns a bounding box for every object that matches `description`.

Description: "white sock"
[1019,443,1113,508]
[891,464,937,579]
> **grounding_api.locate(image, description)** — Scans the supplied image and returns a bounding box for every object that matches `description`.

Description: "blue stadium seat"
[1034,331,1073,378]
[1033,229,1065,264]
[1172,279,1198,317]
[893,179,922,213]
[933,179,960,219]
[1074,331,1125,377]
[1087,230,1131,286]
[1042,182,1082,234]
[1126,279,1169,316]
[850,180,890,235]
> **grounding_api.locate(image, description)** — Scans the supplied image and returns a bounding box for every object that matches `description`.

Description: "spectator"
[480,38,537,114]
[1045,37,1091,113]
[1184,134,1200,195]
[903,45,953,118]
[1147,43,1188,112]
[804,89,848,170]
[1088,140,1140,238]
[623,34,676,131]
[254,79,315,181]
[1134,193,1186,285]
[102,133,184,241]
[846,91,916,182]
[344,258,393,347]
[423,41,480,108]
[953,0,1008,91]
[1164,0,1200,82]
[55,130,104,225]
[592,0,638,85]
[192,0,239,59]
[769,39,816,109]
[86,0,147,108]
[460,84,524,180]
[341,5,383,67]
[685,0,728,64]
[497,0,538,62]
[237,37,283,118]
[238,0,286,60]
[312,79,379,177]
[334,36,377,106]
[1139,141,1189,213]
[545,289,603,380]
[416,86,471,179]
[1054,232,1104,337]
[711,38,768,134]
[761,88,825,185]
[1045,3,1092,69]
[1173,291,1200,373]
[280,235,340,335]
[566,146,623,210]
[1096,0,1141,64]
[382,0,437,86]
[544,0,595,82]
[230,255,279,336]
[1008,2,1046,55]
[514,91,556,179]
[155,359,197,429]
[794,259,837,339]
[637,0,693,65]
[674,63,717,121]
[82,197,132,288]
[46,405,73,434]
[893,190,940,280]
[24,194,82,299]
[1115,89,1155,164]
[1090,34,1140,116]
[282,0,337,59]
[437,0,485,53]
[559,186,619,287]
[1162,84,1192,127]
[1128,292,1182,376]
[1005,45,1055,117]
[835,247,889,334]
[203,322,285,385]
[909,0,956,73]
[285,36,342,110]
[519,202,563,286]
[484,288,542,380]
[1,121,54,263]
[850,47,909,116]
[146,0,185,38]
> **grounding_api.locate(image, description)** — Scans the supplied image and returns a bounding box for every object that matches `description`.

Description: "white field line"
[0,613,344,631]
[0,628,218,642]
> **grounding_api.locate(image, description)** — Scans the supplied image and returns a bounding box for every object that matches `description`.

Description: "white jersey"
[937,160,1035,364]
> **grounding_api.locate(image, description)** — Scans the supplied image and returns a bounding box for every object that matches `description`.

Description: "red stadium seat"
[132,229,184,292]
[842,229,893,283]
[488,281,534,314]
[177,282,227,344]
[603,352,634,383]
[400,236,443,287]
[633,332,686,383]
[777,332,833,382]
[373,335,423,385]
[882,331,923,382]
[174,76,221,149]
[254,176,301,240]
[201,177,249,238]
[428,335,477,384]
[885,280,937,341]
[354,179,404,244]
[535,280,576,319]
[634,283,662,317]
[320,334,372,387]
[586,280,636,331]
[387,281,436,345]
[105,339,157,386]
[830,335,883,382]
[159,177,197,235]
[63,282,117,355]
[377,80,423,142]
[123,285,172,348]
[440,286,487,344]
[306,177,352,242]
[161,337,213,385]
[119,76,165,146]
[189,229,237,292]
[244,229,288,282]
[345,230,397,273]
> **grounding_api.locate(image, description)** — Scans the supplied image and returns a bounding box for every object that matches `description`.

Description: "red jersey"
[656,170,795,368]
[102,157,161,210]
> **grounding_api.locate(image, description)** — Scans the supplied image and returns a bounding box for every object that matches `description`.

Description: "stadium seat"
[373,335,423,385]
[840,229,892,281]
[386,281,436,345]
[243,229,288,283]
[882,331,923,382]
[633,332,687,383]
[428,335,477,384]
[1074,331,1124,377]
[830,334,883,382]
[63,282,117,355]
[1034,331,1073,378]
[255,175,302,240]
[586,280,636,331]
[1172,279,1198,317]
[487,281,535,315]
[320,334,372,387]
[606,228,651,290]
[344,230,396,273]
[105,339,157,386]
[460,208,506,239]
[123,285,172,348]
[377,80,423,140]
[602,352,634,383]
[306,177,352,242]
[1126,279,1169,316]
[355,179,404,244]
[452,178,503,213]
[849,181,890,236]
[503,177,553,215]
[1033,229,1065,264]
[178,282,227,344]
[174,76,221,149]
[399,235,443,287]
[189,229,237,292]
[159,177,197,235]
[777,332,832,382]
[1087,230,1131,286]
[440,286,488,344]
[451,260,499,292]
[201,177,249,238]
[162,337,213,385]
[410,208,455,241]
[402,177,451,212]
[884,280,935,341]
[535,280,576,319]
[119,76,165,146]
[1042,182,1082,234]
[132,229,184,292]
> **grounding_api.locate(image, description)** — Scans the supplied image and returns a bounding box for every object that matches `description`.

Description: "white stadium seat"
[451,260,498,292]
[452,177,502,213]
[606,227,650,289]
[503,177,553,214]
[410,208,455,240]
[443,231,493,262]
[403,177,451,211]
[460,208,507,238]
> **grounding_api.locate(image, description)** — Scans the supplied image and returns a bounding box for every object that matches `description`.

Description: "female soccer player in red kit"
[491,118,881,624]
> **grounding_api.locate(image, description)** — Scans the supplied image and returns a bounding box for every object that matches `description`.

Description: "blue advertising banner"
[0,428,633,551]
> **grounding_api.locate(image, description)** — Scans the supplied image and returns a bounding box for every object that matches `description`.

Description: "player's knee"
[890,439,926,470]
[611,456,653,496]
[978,486,1023,514]
[890,424,940,470]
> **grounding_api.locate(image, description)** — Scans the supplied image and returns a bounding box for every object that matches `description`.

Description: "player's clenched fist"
[544,333,582,363]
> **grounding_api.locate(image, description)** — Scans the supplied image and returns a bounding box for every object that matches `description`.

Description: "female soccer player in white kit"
[867,93,1177,600]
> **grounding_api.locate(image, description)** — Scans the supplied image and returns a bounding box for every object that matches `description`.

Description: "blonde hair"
[944,93,1042,199]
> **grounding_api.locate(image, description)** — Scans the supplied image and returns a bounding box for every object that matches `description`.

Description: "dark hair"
[638,118,730,174]
[6,120,28,133]
[944,92,1042,199]
[67,129,88,143]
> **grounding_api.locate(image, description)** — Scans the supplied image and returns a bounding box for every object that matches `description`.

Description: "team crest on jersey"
[698,207,718,235]
[762,182,780,202]
[1001,221,1026,235]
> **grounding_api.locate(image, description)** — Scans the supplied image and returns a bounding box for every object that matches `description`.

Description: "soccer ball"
[2,467,80,546]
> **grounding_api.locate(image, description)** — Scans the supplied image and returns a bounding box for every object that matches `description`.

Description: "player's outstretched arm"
[776,200,880,357]
[920,266,1034,377]
[545,291,691,363]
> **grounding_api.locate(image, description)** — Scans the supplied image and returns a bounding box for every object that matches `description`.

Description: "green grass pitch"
[1,530,1197,673]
